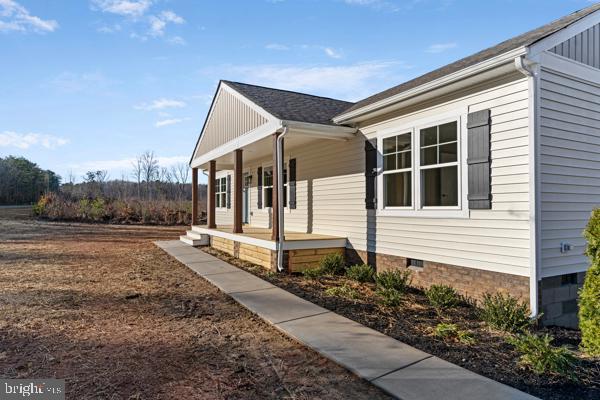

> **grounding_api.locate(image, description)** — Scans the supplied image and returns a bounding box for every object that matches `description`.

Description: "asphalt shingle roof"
[222,80,354,126]
[339,3,600,116]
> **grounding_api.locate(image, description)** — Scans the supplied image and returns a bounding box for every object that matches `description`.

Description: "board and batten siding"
[195,88,269,158]
[539,68,600,277]
[549,22,600,70]
[359,77,531,277]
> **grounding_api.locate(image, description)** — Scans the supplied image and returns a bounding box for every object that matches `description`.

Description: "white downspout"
[515,55,540,318]
[276,125,290,272]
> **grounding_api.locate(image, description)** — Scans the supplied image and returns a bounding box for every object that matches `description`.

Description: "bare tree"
[131,157,143,199]
[171,162,190,201]
[140,151,159,200]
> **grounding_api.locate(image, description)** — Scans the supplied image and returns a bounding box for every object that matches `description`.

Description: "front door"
[242,173,251,224]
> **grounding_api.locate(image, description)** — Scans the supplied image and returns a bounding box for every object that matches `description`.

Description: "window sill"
[377,208,469,219]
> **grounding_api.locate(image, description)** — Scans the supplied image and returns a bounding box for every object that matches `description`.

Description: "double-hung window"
[263,164,288,208]
[215,176,227,208]
[419,121,458,207]
[379,117,462,215]
[382,132,412,207]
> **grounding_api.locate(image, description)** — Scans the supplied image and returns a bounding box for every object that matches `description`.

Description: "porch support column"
[271,132,281,241]
[233,149,243,233]
[207,160,217,229]
[191,167,198,225]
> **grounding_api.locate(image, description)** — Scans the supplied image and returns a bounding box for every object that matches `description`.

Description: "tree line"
[0,151,207,206]
[0,156,61,205]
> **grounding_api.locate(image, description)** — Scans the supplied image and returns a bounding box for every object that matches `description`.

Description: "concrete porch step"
[180,230,209,246]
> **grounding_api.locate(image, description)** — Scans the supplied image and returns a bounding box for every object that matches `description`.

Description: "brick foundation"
[346,248,530,304]
[539,272,586,329]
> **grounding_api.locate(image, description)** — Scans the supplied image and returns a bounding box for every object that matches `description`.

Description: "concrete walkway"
[156,240,538,400]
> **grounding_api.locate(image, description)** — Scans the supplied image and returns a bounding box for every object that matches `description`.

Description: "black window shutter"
[467,109,492,209]
[226,175,231,209]
[257,167,263,209]
[365,139,377,209]
[288,158,297,209]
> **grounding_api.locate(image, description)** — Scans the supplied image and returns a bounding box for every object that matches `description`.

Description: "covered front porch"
[184,81,357,272]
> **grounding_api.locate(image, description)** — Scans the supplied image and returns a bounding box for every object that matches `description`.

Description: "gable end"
[549,22,600,69]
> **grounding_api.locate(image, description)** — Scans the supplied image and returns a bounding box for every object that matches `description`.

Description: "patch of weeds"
[376,288,403,307]
[345,264,375,283]
[508,333,577,379]
[319,253,346,275]
[433,323,475,345]
[264,270,277,278]
[324,285,361,300]
[425,285,460,313]
[375,269,412,292]
[479,292,533,333]
[302,268,324,279]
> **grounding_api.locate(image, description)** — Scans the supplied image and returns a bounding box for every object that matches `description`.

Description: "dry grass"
[0,213,388,399]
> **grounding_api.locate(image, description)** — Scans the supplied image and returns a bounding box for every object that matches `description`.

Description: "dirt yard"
[0,211,388,399]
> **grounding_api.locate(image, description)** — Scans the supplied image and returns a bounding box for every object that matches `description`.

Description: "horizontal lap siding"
[362,77,531,276]
[540,69,600,277]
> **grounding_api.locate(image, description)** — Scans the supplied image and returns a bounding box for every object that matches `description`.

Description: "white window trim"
[380,129,415,211]
[215,171,228,210]
[377,110,469,219]
[259,160,291,213]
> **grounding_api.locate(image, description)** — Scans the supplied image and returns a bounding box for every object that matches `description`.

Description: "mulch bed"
[203,247,600,400]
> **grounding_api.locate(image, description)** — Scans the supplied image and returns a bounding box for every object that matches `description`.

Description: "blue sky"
[0,0,594,183]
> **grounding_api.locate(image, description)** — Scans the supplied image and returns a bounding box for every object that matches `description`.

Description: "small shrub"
[508,333,577,378]
[580,208,600,356]
[375,269,412,292]
[479,292,532,333]
[426,284,460,312]
[319,253,345,275]
[325,285,360,300]
[433,323,475,345]
[302,268,323,279]
[345,264,375,283]
[376,288,403,307]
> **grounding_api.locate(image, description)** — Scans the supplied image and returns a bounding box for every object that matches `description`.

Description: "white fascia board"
[284,120,357,140]
[527,9,600,60]
[333,47,527,124]
[539,51,600,85]
[191,120,282,168]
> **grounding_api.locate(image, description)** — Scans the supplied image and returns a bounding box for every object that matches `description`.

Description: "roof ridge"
[221,80,354,105]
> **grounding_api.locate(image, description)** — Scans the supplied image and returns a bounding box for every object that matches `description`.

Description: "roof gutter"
[333,46,528,125]
[515,54,541,318]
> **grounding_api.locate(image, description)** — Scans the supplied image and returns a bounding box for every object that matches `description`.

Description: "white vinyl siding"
[360,76,531,277]
[539,68,600,277]
[205,75,531,277]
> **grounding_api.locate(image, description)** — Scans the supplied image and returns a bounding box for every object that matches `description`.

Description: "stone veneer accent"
[539,272,586,329]
[346,248,530,304]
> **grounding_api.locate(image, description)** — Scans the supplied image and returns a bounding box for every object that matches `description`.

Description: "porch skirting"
[346,248,530,304]
[211,236,344,273]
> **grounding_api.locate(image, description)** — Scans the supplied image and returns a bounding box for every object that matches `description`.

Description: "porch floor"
[192,225,344,242]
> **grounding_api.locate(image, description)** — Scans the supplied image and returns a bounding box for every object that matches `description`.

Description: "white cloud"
[148,9,184,36]
[323,47,343,59]
[342,0,400,12]
[0,131,68,149]
[97,23,122,33]
[0,0,58,33]
[68,155,188,175]
[155,117,190,127]
[265,43,289,51]
[91,0,152,18]
[426,42,457,53]
[204,61,409,101]
[134,98,186,111]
